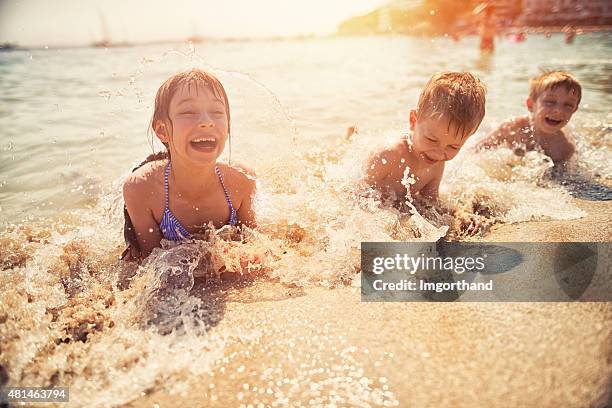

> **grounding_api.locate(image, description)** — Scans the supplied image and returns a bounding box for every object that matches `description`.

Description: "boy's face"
[409,110,472,165]
[527,87,579,135]
[155,83,229,164]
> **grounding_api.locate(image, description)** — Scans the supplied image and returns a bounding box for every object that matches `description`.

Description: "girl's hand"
[240,253,262,272]
[219,254,263,282]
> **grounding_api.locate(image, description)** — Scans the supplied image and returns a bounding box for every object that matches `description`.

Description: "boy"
[477,71,581,164]
[364,72,486,204]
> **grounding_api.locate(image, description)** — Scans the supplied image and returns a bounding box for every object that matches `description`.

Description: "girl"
[122,69,256,261]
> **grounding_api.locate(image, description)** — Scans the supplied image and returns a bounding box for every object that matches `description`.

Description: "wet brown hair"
[529,71,582,106]
[416,72,486,139]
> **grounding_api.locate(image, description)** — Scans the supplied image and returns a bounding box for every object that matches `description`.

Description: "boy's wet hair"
[416,72,486,139]
[529,71,582,105]
[151,68,231,157]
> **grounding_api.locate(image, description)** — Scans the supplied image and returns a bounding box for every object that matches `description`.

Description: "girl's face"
[157,82,229,165]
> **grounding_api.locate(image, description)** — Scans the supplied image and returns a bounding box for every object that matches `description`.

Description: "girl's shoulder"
[217,162,256,193]
[123,158,167,198]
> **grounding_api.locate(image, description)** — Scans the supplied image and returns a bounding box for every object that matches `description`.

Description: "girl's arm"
[123,177,163,259]
[236,177,257,229]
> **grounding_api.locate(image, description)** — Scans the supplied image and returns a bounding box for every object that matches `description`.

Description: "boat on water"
[0,43,18,51]
[90,11,132,48]
[91,40,133,48]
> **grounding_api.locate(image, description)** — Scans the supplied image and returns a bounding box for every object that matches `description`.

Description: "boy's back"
[365,139,445,204]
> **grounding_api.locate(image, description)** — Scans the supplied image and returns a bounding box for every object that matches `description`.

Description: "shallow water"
[1,33,611,222]
[1,33,611,407]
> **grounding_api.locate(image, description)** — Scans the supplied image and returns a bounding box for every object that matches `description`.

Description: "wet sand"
[476,199,612,243]
[126,198,611,408]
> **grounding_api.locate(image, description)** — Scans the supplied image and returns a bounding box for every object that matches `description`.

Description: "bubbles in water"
[442,144,585,232]
[97,90,112,100]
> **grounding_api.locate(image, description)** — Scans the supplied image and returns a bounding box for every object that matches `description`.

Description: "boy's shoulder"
[480,115,532,149]
[363,140,409,186]
[499,114,531,131]
[368,140,406,164]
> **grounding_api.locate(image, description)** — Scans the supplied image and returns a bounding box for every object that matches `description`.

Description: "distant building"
[491,0,523,26]
[522,0,612,25]
[378,0,423,32]
[388,0,423,8]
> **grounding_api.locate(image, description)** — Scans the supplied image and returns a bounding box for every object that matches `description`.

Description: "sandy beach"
[126,291,610,408]
[123,197,611,408]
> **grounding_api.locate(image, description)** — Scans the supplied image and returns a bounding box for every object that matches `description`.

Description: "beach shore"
[126,198,611,408]
[478,198,611,243]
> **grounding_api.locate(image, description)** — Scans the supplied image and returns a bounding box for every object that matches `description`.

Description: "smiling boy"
[477,71,581,164]
[364,72,486,203]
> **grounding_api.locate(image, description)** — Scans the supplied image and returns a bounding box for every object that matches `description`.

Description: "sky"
[0,0,387,46]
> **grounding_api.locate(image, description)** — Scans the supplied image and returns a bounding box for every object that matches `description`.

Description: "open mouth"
[421,153,438,164]
[544,117,563,126]
[190,137,217,152]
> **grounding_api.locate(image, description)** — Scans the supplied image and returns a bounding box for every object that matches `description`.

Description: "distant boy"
[478,71,581,164]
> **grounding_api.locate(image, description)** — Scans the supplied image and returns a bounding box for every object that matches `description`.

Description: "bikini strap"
[215,165,238,225]
[166,162,237,226]
[164,161,171,210]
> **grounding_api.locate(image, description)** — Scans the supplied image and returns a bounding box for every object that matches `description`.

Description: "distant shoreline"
[512,24,612,33]
[2,25,611,51]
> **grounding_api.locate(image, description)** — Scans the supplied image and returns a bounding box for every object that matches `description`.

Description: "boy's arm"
[477,118,523,150]
[123,177,162,259]
[363,149,396,191]
[418,163,444,202]
[555,136,576,163]
[562,142,576,162]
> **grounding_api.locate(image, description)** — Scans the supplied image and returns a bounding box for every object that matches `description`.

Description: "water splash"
[2,42,610,407]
